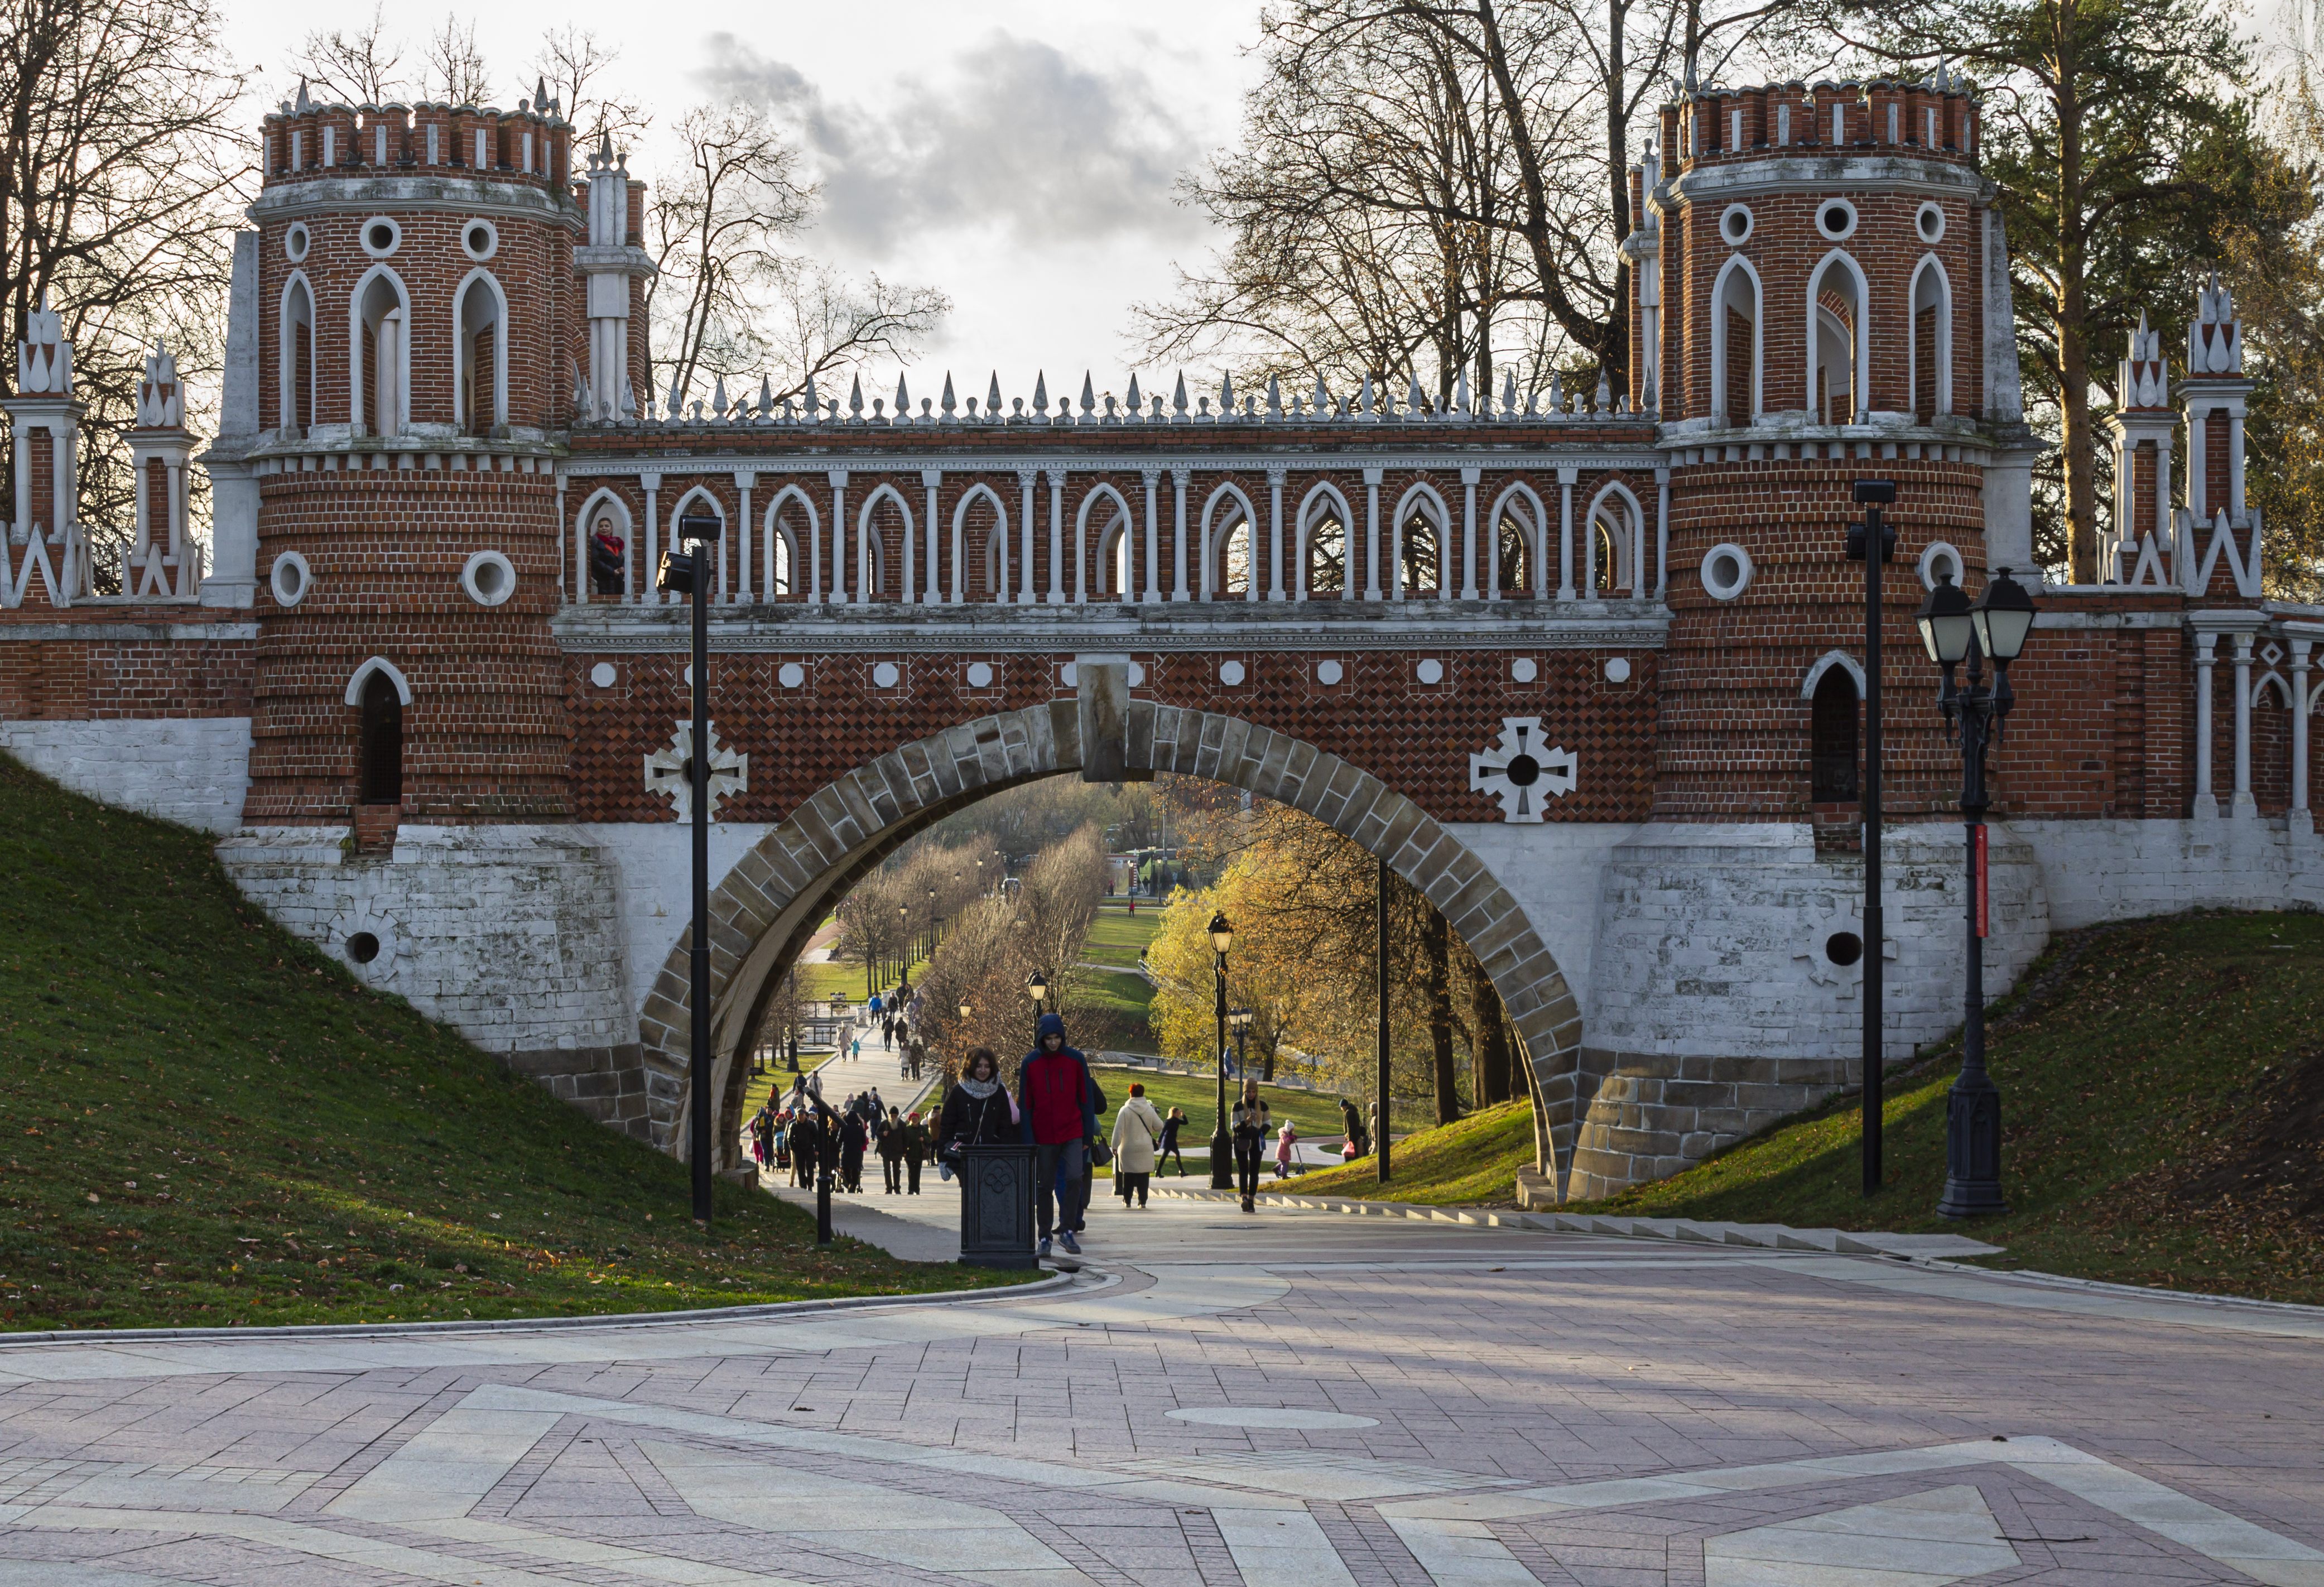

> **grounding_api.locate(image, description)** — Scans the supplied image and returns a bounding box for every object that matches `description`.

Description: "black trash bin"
[958,1143,1037,1268]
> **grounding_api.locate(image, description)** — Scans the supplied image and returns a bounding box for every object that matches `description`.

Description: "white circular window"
[1916,201,1946,244]
[283,223,310,263]
[1316,659,1344,685]
[1815,197,1858,242]
[965,661,994,687]
[461,218,499,261]
[1720,204,1754,246]
[778,662,806,689]
[1060,662,1079,687]
[1605,656,1633,682]
[1416,658,1445,685]
[1918,540,1965,592]
[270,550,312,607]
[1218,660,1246,686]
[359,216,402,258]
[1510,657,1538,683]
[459,549,516,606]
[1701,542,1754,601]
[873,661,901,688]
[589,662,617,689]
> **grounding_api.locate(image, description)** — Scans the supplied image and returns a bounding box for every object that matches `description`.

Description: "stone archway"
[637,693,1588,1189]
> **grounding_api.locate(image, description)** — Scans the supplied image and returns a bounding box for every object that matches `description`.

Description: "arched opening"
[1077,485,1134,601]
[1713,259,1760,424]
[1811,666,1860,801]
[1489,485,1546,600]
[642,703,1583,1196]
[576,490,632,600]
[280,275,315,436]
[764,487,819,603]
[855,486,907,600]
[1808,254,1867,426]
[354,270,408,437]
[1297,485,1351,600]
[358,671,403,805]
[951,484,1008,604]
[1911,258,1951,422]
[1218,518,1252,596]
[1395,489,1447,599]
[454,271,507,436]
[1585,484,1641,597]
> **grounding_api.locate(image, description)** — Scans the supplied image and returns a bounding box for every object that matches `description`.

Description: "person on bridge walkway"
[1111,1082,1163,1209]
[1018,1013,1099,1258]
[1275,1119,1299,1179]
[901,1110,929,1193]
[1157,1107,1187,1176]
[1231,1080,1271,1212]
[936,1047,1018,1181]
[878,1105,906,1193]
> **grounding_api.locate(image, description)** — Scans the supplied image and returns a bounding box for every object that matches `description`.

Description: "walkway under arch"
[634,698,1586,1189]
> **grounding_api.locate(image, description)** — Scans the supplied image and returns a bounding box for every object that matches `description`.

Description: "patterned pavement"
[0,1196,2317,1585]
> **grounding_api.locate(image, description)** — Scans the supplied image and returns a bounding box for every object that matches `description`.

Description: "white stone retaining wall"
[1,717,252,835]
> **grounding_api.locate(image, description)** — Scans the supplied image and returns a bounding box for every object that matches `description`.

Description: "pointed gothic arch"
[1488,481,1549,600]
[1806,249,1873,424]
[1074,481,1136,601]
[1392,482,1451,600]
[278,271,316,435]
[349,263,412,436]
[1200,480,1260,601]
[762,484,820,601]
[951,482,1011,604]
[1296,480,1355,599]
[452,266,510,435]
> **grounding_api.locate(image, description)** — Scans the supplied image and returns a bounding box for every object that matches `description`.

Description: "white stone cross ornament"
[1469,716,1575,821]
[645,720,748,821]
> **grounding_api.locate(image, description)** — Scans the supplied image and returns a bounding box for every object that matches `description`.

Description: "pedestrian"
[1017,1013,1099,1258]
[851,1035,863,1062]
[936,1047,1018,1179]
[869,1086,884,1119]
[1110,1082,1163,1209]
[1156,1107,1187,1176]
[870,990,884,1019]
[1275,1118,1298,1179]
[901,1109,930,1194]
[1230,1079,1270,1212]
[878,1105,906,1193]
[1077,1070,1108,1233]
[839,1107,868,1193]
[1339,1096,1368,1158]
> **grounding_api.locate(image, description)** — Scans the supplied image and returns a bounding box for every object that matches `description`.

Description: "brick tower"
[232,80,580,838]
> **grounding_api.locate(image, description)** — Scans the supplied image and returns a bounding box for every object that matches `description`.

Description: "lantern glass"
[1027,970,1050,1002]
[1916,573,1975,665]
[1208,911,1234,954]
[1970,568,2037,663]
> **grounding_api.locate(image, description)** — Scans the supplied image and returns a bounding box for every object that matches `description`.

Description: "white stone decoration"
[778,662,805,689]
[590,662,617,689]
[283,223,309,262]
[1416,657,1445,684]
[1719,203,1753,246]
[644,721,747,822]
[1469,716,1575,821]
[872,661,900,687]
[1316,658,1344,685]
[1511,657,1538,682]
[1128,661,1146,685]
[1916,200,1947,243]
[1702,543,1753,600]
[1219,660,1245,685]
[965,661,993,687]
[460,549,515,606]
[270,550,311,607]
[358,216,402,258]
[1060,662,1078,686]
[1918,540,1964,591]
[1605,656,1632,682]
[461,219,499,262]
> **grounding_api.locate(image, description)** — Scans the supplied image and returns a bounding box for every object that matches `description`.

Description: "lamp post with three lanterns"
[1913,565,2038,1220]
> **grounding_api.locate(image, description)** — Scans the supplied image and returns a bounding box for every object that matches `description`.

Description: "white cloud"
[695,30,1205,259]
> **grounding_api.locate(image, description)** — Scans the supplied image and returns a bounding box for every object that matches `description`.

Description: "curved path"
[0,1199,2317,1586]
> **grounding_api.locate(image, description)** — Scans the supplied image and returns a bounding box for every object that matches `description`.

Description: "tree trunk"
[1467,958,1513,1104]
[2053,61,2099,583]
[1424,903,1458,1124]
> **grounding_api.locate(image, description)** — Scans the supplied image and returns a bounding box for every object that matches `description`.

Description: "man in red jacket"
[1018,1012,1099,1257]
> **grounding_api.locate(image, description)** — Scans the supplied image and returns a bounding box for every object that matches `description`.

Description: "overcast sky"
[218,1,1262,402]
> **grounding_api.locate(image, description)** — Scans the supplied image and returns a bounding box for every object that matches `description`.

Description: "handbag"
[1090,1135,1113,1168]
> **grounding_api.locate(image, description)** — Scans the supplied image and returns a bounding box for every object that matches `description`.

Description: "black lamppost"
[1027,969,1051,1047]
[1229,1007,1254,1080]
[1207,911,1235,1189]
[926,886,937,960]
[1846,478,1895,1198]
[656,505,722,1225]
[1914,566,2037,1220]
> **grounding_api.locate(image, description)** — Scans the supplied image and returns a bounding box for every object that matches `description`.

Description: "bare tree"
[528,25,649,145]
[419,15,489,108]
[764,259,949,408]
[286,2,403,105]
[1,0,249,588]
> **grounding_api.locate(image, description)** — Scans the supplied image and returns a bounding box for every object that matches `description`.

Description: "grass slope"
[1576,911,2324,1306]
[1091,1067,1353,1155]
[1289,1100,1536,1204]
[0,756,1033,1331]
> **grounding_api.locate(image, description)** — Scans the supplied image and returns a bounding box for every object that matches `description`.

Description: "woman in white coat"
[1109,1081,1166,1209]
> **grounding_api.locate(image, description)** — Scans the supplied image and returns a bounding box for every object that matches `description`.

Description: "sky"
[215,1,1263,404]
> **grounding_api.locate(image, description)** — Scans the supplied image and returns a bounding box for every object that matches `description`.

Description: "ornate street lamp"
[1208,911,1235,1189]
[1026,968,1051,1046]
[1915,566,2037,1219]
[1229,1006,1254,1080]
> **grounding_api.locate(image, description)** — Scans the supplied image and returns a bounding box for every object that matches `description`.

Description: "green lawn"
[1575,911,2324,1307]
[0,754,1038,1331]
[1092,1066,1353,1152]
[1084,902,1163,968]
[1291,1100,1536,1204]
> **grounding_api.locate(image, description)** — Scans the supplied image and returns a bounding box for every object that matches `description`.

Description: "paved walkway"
[0,1192,2318,1586]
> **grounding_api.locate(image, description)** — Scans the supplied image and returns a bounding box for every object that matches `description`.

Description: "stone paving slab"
[0,1199,2316,1585]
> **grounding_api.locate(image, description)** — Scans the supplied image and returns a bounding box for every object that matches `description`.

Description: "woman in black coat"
[936,1046,1019,1169]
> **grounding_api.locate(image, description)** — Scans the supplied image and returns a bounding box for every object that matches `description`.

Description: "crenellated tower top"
[258,78,573,196]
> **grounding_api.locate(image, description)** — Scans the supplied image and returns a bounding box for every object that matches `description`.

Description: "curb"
[0,1268,1074,1349]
